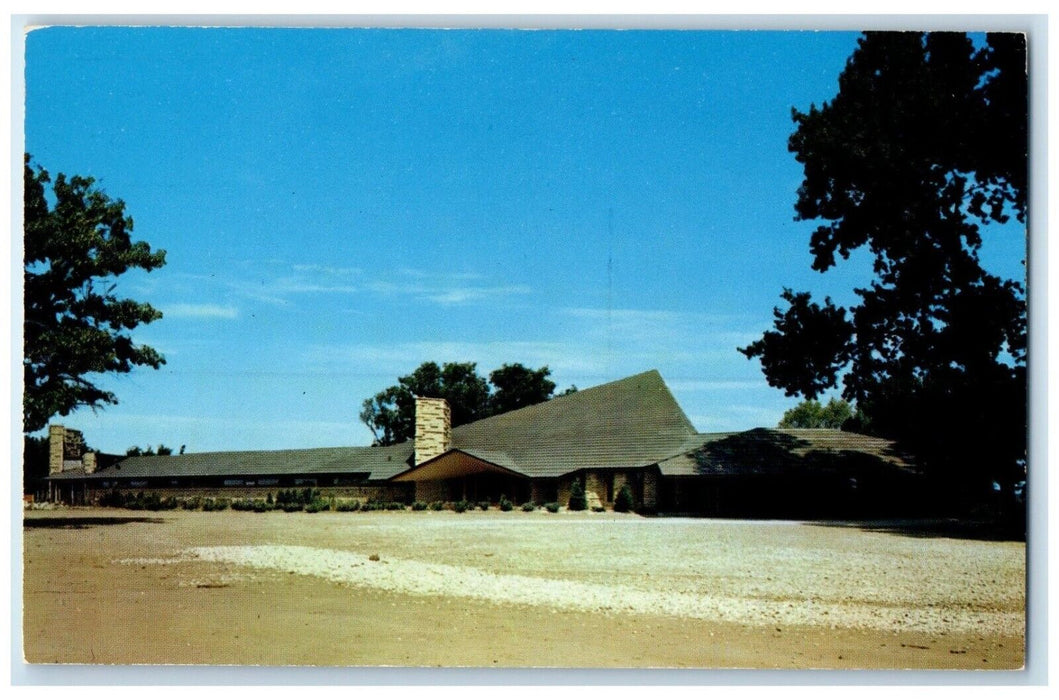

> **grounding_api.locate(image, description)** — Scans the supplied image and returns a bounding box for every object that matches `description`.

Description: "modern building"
[43,370,920,515]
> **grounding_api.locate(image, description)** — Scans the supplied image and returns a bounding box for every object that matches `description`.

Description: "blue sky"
[22,27,1027,454]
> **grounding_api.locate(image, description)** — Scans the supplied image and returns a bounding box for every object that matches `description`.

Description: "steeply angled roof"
[444,369,697,477]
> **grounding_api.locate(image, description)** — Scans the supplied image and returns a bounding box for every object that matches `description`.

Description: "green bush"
[181,496,202,511]
[613,483,635,513]
[499,495,513,512]
[567,482,588,511]
[336,500,361,512]
[453,499,470,513]
[281,502,304,513]
[430,501,445,511]
[304,499,329,513]
[202,497,230,512]
[412,501,428,511]
[478,501,490,511]
[386,501,406,511]
[544,502,560,513]
[520,502,536,512]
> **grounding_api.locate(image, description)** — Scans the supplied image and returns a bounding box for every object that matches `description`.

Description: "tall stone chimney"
[415,397,451,465]
[48,424,88,475]
[48,425,65,475]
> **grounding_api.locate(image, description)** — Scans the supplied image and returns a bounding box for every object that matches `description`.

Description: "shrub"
[591,506,605,513]
[202,497,229,512]
[231,498,257,511]
[266,492,274,506]
[142,493,163,511]
[478,501,490,511]
[430,501,445,511]
[412,501,428,511]
[304,499,329,513]
[181,496,202,511]
[336,500,361,512]
[520,502,536,512]
[98,490,123,508]
[281,502,304,513]
[386,501,406,511]
[613,483,635,513]
[567,482,588,511]
[252,500,272,513]
[544,502,560,513]
[499,495,514,512]
[453,499,470,513]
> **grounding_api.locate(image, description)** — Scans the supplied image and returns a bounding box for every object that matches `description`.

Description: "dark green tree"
[740,33,1027,504]
[488,363,557,415]
[360,361,490,445]
[361,361,562,446]
[23,155,167,433]
[23,435,50,496]
[567,481,588,511]
[778,398,857,430]
[613,483,635,513]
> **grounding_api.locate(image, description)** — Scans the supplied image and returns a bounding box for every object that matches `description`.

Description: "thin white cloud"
[424,284,532,305]
[163,303,239,319]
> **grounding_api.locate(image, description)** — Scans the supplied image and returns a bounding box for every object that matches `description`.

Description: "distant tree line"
[777,398,863,431]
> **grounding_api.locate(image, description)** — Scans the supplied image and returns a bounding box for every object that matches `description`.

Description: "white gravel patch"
[184,544,1023,636]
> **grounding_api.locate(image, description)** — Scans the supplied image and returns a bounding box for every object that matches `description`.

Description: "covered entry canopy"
[391,448,525,482]
[391,448,531,504]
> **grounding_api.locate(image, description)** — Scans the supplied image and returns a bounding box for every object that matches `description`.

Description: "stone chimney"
[49,424,88,474]
[48,425,65,475]
[415,397,451,465]
[83,452,97,474]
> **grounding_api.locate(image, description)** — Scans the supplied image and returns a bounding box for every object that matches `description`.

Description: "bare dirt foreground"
[22,508,1025,669]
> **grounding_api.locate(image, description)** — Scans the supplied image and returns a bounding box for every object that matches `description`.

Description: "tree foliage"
[777,398,858,430]
[360,361,564,445]
[23,155,167,433]
[126,444,174,457]
[488,363,556,415]
[23,435,50,495]
[740,33,1027,498]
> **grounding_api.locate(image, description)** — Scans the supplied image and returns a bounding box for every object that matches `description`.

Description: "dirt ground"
[21,508,1025,669]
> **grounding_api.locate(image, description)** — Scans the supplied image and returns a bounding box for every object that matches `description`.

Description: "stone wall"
[642,469,659,512]
[87,483,413,505]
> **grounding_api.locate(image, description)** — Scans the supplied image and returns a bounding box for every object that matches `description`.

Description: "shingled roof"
[657,427,915,477]
[62,442,415,482]
[442,369,697,477]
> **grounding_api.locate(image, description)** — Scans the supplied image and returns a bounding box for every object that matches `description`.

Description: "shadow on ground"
[23,516,166,529]
[816,518,1025,542]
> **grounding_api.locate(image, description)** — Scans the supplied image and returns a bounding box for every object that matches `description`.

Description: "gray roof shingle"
[657,428,915,477]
